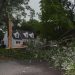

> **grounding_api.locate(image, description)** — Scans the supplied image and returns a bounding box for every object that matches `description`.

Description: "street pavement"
[0,60,63,75]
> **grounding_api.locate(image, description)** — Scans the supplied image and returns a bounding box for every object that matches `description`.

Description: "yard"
[0,48,64,75]
[0,47,74,75]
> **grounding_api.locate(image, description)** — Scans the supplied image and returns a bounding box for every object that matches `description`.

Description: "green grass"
[0,48,48,61]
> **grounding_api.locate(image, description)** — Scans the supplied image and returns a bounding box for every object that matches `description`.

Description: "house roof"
[12,31,22,40]
[12,30,35,40]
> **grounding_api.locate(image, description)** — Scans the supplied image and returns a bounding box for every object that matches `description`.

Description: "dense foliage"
[40,0,75,40]
[0,1,75,75]
[0,0,30,28]
[20,20,41,34]
[40,0,75,73]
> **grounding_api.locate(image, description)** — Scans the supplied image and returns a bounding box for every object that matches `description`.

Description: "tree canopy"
[40,0,75,40]
[0,0,30,27]
[19,20,41,35]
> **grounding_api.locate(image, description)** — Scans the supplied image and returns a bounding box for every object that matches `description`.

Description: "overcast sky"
[69,0,74,3]
[29,0,40,13]
[26,0,40,21]
[27,0,74,20]
[29,0,74,13]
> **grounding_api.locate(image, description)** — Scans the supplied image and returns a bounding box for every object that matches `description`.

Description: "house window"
[16,34,19,38]
[16,41,20,44]
[29,33,34,38]
[23,32,28,38]
[23,42,26,45]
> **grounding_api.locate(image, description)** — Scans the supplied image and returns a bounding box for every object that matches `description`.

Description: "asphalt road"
[0,60,63,75]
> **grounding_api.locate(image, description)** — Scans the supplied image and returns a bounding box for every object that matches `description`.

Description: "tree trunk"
[8,19,12,49]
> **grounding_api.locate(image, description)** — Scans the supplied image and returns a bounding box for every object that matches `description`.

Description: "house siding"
[3,31,8,48]
[3,31,35,48]
[12,39,23,48]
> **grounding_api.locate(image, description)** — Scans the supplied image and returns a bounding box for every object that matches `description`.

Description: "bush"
[0,49,47,61]
[65,69,75,75]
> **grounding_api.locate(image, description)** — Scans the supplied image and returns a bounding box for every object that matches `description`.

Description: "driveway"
[0,60,63,75]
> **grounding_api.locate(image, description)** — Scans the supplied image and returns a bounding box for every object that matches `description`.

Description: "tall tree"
[40,0,74,40]
[0,0,30,48]
[20,19,41,36]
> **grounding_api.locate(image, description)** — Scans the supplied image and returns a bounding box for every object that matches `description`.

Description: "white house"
[3,30,35,48]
